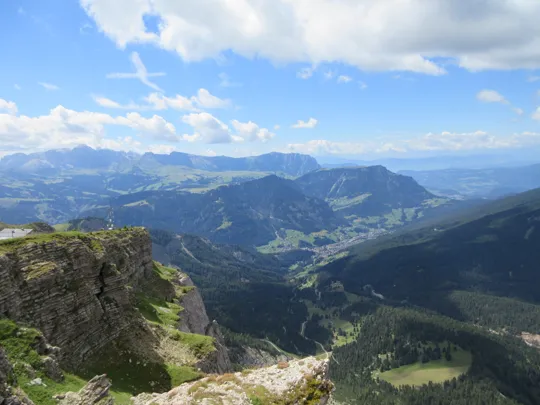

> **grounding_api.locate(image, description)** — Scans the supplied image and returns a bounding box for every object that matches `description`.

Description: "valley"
[3,146,540,404]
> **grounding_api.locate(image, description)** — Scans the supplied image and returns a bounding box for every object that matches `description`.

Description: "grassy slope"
[375,347,472,387]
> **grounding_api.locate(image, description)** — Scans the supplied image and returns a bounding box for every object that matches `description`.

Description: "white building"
[0,228,34,240]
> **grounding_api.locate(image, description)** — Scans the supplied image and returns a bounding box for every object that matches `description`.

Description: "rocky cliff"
[0,229,153,368]
[0,228,233,403]
[176,274,232,374]
[133,356,333,405]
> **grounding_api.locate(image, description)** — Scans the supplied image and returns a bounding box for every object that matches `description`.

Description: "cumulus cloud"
[287,131,540,156]
[337,75,352,84]
[107,51,165,92]
[193,88,231,109]
[181,113,275,144]
[477,89,523,115]
[145,93,196,111]
[93,89,229,111]
[181,112,236,144]
[477,90,509,104]
[39,82,59,91]
[533,107,540,121]
[231,120,275,142]
[0,104,179,153]
[291,118,318,129]
[81,0,540,74]
[0,99,18,115]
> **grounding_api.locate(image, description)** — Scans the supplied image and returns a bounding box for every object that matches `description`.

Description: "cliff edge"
[0,228,231,403]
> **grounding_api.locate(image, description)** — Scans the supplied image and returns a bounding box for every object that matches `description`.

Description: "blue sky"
[1,0,540,159]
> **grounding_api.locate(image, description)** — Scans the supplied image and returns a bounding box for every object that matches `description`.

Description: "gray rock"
[177,274,232,373]
[0,229,153,368]
[56,374,114,405]
[41,356,64,382]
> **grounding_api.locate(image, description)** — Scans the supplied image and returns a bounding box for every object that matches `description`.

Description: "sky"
[1,0,540,159]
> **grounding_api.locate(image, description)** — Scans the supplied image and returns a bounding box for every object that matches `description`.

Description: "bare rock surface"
[133,356,332,405]
[0,229,153,368]
[55,374,114,405]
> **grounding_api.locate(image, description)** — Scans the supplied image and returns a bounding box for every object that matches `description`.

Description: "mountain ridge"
[0,146,320,177]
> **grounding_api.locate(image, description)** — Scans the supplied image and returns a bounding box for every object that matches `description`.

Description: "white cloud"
[297,66,316,79]
[39,82,59,91]
[528,76,540,83]
[92,95,129,109]
[147,144,179,154]
[231,120,275,142]
[0,99,18,115]
[287,131,540,156]
[14,84,21,91]
[181,113,275,144]
[106,51,165,92]
[477,89,523,116]
[533,107,540,121]
[291,118,318,129]
[274,124,280,130]
[182,112,235,144]
[219,72,241,87]
[0,104,179,153]
[81,0,540,75]
[121,112,178,141]
[477,90,508,104]
[94,89,229,111]
[359,81,368,90]
[337,75,352,84]
[193,88,231,109]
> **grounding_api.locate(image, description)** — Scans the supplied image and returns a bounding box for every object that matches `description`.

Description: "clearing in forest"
[374,347,472,387]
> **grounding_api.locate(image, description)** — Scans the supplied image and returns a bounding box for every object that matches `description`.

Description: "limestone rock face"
[55,375,114,405]
[177,274,232,374]
[0,229,153,368]
[133,356,333,405]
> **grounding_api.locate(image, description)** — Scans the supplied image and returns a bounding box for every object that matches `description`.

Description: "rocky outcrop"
[229,345,291,368]
[133,356,333,405]
[0,229,153,368]
[55,375,114,405]
[177,274,232,374]
[0,348,34,405]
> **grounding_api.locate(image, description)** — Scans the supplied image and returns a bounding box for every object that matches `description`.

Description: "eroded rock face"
[0,229,153,368]
[55,375,114,405]
[229,345,291,369]
[133,356,333,405]
[177,274,233,374]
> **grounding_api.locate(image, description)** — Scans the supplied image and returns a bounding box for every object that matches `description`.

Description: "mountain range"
[0,145,320,177]
[84,167,444,247]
